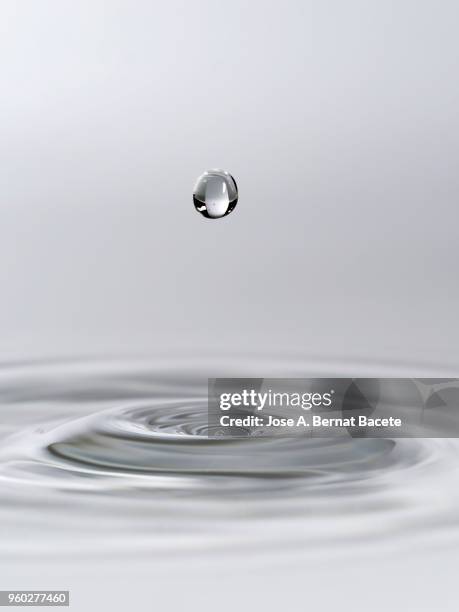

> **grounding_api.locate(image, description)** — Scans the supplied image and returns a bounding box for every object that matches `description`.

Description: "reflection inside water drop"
[193,169,238,219]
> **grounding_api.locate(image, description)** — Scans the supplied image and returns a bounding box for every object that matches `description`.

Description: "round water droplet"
[193,169,238,219]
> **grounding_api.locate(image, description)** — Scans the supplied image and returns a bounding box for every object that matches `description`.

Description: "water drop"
[193,169,238,219]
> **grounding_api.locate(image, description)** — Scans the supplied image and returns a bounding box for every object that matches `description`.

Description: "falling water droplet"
[193,169,238,219]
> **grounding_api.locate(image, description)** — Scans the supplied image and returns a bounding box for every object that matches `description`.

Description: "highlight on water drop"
[193,169,238,219]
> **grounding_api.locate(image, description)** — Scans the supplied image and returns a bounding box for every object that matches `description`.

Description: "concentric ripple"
[1,356,459,562]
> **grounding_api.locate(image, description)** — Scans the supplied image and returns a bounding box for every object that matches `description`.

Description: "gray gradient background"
[1,1,459,611]
[2,0,459,364]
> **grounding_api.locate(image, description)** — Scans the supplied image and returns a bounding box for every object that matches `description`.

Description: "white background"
[1,1,458,365]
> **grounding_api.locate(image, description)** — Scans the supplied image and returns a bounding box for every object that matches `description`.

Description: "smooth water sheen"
[1,355,459,567]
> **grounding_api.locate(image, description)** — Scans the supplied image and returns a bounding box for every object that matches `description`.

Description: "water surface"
[1,354,459,567]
